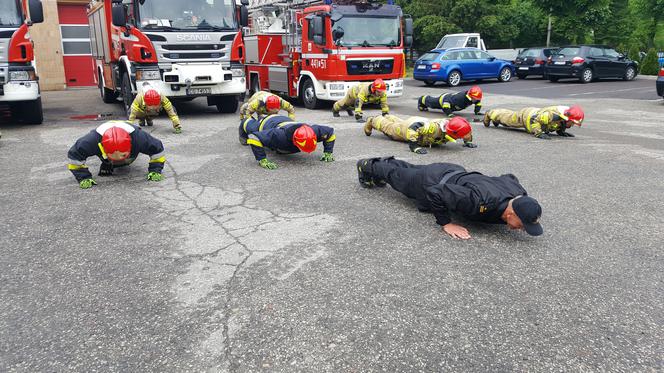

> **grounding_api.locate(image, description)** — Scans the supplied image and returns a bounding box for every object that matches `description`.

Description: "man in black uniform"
[418,86,483,116]
[356,157,543,239]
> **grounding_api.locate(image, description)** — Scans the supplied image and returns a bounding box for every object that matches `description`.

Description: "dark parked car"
[657,66,664,97]
[546,45,638,83]
[515,47,559,79]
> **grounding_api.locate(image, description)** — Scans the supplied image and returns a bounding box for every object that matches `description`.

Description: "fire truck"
[87,0,250,114]
[0,0,44,124]
[243,0,412,109]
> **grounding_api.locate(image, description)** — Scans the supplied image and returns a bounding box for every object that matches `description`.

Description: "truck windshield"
[0,0,22,27]
[332,16,399,47]
[436,36,466,49]
[138,0,237,31]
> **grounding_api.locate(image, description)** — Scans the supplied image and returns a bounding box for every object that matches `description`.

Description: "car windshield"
[556,47,580,57]
[519,49,541,58]
[332,16,400,47]
[0,0,22,27]
[436,35,466,49]
[138,0,237,30]
[419,52,439,61]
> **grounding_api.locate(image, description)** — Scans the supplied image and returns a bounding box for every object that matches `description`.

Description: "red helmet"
[144,89,161,106]
[101,126,132,161]
[292,124,317,153]
[445,117,472,139]
[468,86,483,101]
[371,79,386,93]
[565,105,584,126]
[265,95,281,112]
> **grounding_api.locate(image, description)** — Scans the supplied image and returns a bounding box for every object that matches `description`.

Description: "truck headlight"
[231,68,244,77]
[328,83,345,91]
[136,70,161,80]
[9,70,35,81]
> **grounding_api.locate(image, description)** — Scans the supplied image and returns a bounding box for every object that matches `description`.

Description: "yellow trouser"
[367,115,420,142]
[333,94,357,112]
[486,108,538,131]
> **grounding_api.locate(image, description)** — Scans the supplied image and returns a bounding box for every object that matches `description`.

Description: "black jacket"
[422,167,527,226]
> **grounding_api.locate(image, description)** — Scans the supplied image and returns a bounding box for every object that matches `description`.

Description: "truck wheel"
[121,72,134,116]
[300,78,321,109]
[20,98,44,125]
[216,95,239,113]
[99,71,117,104]
[249,75,260,96]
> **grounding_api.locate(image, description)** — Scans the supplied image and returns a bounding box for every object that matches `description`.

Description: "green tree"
[412,15,461,52]
[640,48,660,75]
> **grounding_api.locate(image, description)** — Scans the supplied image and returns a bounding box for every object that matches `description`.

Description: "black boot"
[346,109,354,117]
[356,157,391,188]
[417,97,428,112]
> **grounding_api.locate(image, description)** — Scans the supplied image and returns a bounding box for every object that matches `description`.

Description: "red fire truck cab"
[0,0,44,124]
[244,0,412,109]
[87,0,250,114]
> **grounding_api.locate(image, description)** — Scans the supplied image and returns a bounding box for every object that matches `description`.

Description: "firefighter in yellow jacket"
[128,88,181,133]
[363,114,477,154]
[483,105,584,139]
[333,79,389,122]
[240,91,295,120]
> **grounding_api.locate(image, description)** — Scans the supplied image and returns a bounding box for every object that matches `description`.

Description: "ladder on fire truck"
[248,0,381,10]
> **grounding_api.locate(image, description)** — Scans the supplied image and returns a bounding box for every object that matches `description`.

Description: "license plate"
[519,67,529,70]
[187,87,212,95]
[417,65,426,70]
[554,61,566,65]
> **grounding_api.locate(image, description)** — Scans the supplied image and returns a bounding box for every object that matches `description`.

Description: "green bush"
[640,48,660,75]
[628,45,642,63]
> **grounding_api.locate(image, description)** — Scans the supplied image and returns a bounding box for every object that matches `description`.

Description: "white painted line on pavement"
[568,87,647,96]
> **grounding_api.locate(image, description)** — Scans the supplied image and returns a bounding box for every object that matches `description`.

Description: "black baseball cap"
[512,196,543,236]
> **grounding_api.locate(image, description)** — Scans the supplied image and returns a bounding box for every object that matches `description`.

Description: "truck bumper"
[137,76,246,98]
[0,81,40,102]
[318,79,404,101]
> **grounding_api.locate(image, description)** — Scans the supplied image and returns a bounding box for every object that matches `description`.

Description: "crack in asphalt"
[145,161,338,371]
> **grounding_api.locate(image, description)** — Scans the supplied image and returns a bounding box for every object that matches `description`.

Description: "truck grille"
[163,52,226,59]
[346,59,394,75]
[162,44,225,51]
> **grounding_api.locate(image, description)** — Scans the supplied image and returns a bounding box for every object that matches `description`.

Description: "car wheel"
[498,67,512,82]
[548,76,559,82]
[623,66,636,81]
[447,70,461,87]
[580,68,593,84]
[517,73,527,79]
[121,72,134,116]
[424,80,436,87]
[300,78,321,109]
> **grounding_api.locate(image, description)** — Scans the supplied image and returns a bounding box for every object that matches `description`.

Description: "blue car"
[413,48,515,87]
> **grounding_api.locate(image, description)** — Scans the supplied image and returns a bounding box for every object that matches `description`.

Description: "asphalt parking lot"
[1,77,663,372]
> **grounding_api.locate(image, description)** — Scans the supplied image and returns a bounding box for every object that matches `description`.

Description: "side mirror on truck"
[28,0,44,24]
[404,16,413,47]
[112,5,128,28]
[313,16,324,45]
[240,5,249,27]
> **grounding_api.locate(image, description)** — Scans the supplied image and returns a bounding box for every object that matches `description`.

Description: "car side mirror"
[112,5,127,27]
[489,56,496,61]
[28,0,44,24]
[618,53,625,60]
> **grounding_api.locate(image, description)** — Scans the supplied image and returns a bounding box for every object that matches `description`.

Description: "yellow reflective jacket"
[349,83,388,114]
[128,93,180,126]
[239,91,295,120]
